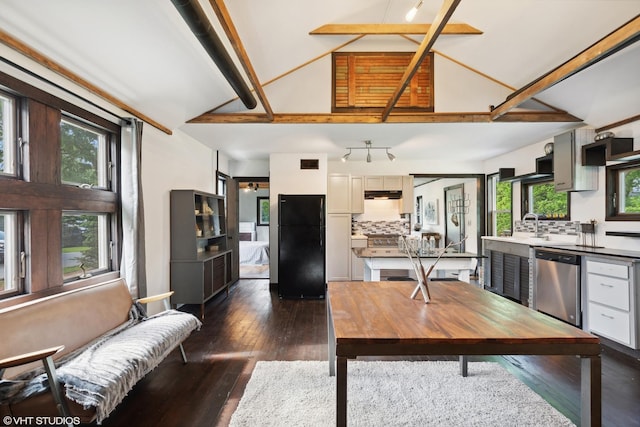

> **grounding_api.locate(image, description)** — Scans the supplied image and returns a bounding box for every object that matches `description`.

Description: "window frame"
[521,177,571,220]
[0,89,18,178]
[487,173,513,236]
[606,160,640,221]
[0,69,122,307]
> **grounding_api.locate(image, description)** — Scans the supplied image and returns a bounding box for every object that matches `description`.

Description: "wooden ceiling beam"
[309,23,482,35]
[209,0,273,120]
[491,15,640,120]
[381,0,461,121]
[188,111,581,124]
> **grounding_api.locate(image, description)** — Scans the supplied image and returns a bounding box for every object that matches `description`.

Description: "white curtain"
[120,118,147,298]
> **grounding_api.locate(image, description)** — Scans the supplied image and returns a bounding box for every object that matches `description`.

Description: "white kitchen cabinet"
[327,174,350,213]
[585,256,639,349]
[326,214,352,281]
[364,175,402,191]
[350,175,364,214]
[351,236,368,280]
[401,175,414,214]
[554,128,597,192]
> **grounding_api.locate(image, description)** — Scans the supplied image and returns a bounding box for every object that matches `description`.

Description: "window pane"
[0,212,19,295]
[62,213,110,280]
[0,93,16,176]
[61,118,108,188]
[619,166,640,214]
[495,180,512,235]
[529,182,568,220]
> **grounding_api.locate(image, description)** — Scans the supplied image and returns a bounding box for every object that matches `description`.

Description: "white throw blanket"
[59,309,201,423]
[0,308,201,424]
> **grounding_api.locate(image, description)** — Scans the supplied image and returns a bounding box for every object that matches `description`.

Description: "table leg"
[581,354,602,427]
[328,298,335,377]
[336,356,347,427]
[459,355,468,377]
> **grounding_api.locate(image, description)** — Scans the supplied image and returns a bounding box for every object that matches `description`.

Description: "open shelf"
[582,137,635,166]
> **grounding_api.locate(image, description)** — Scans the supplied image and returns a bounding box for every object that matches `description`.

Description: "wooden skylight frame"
[332,52,434,113]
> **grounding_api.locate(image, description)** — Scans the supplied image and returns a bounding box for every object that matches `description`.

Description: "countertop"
[482,235,640,260]
[352,247,481,259]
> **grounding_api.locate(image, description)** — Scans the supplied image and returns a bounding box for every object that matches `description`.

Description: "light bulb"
[405,7,418,22]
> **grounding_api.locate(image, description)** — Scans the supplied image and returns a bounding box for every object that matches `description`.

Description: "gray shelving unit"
[170,189,232,319]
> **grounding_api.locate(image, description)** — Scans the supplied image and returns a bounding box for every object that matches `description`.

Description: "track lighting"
[341,149,351,162]
[341,140,396,162]
[405,0,423,22]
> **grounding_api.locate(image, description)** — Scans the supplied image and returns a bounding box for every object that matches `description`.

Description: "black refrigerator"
[278,194,326,299]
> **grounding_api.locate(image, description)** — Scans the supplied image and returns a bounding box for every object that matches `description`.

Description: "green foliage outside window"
[622,168,640,213]
[530,182,568,219]
[61,120,100,186]
[495,181,512,235]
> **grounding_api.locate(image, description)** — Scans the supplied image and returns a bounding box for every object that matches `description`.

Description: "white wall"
[484,123,640,252]
[142,128,216,312]
[239,187,270,241]
[269,153,328,282]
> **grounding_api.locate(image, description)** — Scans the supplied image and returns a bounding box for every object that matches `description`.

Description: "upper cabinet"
[364,175,402,191]
[327,174,351,213]
[554,128,597,192]
[350,176,364,214]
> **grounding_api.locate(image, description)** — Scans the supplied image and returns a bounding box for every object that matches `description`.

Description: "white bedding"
[239,240,270,265]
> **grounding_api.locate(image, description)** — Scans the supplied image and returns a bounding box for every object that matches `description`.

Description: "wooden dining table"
[327,280,601,427]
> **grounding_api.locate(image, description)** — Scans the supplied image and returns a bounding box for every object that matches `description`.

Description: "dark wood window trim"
[0,70,121,308]
[332,52,434,113]
[606,160,640,221]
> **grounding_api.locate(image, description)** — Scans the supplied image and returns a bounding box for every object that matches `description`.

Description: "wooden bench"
[0,278,201,424]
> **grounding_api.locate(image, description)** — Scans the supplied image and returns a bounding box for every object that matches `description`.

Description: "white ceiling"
[1,0,638,162]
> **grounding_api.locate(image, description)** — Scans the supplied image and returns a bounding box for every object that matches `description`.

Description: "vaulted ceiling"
[0,1,638,163]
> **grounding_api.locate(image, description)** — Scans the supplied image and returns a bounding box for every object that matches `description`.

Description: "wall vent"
[300,159,319,170]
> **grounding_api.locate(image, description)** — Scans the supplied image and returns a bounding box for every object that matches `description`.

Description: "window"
[62,212,111,280]
[0,71,121,304]
[521,179,570,220]
[0,211,20,297]
[606,161,640,220]
[0,91,17,176]
[487,174,512,236]
[61,118,109,188]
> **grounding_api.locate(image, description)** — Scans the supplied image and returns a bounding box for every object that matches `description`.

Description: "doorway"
[236,178,270,279]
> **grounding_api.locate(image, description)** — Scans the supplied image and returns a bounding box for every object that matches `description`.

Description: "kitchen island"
[352,247,480,282]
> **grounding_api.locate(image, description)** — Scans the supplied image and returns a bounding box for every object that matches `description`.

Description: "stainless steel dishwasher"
[535,249,581,327]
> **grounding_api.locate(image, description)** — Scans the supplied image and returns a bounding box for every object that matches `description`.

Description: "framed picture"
[416,196,423,224]
[425,199,438,225]
[257,197,270,226]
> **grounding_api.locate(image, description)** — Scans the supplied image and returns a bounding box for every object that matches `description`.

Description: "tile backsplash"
[352,219,411,235]
[514,220,580,235]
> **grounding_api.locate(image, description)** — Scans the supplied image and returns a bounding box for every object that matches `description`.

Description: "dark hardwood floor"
[100,279,640,427]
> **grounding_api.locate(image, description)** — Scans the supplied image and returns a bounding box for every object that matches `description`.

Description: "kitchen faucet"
[522,212,544,238]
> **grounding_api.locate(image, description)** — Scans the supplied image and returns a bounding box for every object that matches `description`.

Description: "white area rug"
[229,360,575,427]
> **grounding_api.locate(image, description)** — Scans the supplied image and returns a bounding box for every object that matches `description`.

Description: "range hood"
[364,190,402,200]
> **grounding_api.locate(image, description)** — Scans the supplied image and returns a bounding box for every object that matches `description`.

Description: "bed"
[239,222,270,265]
